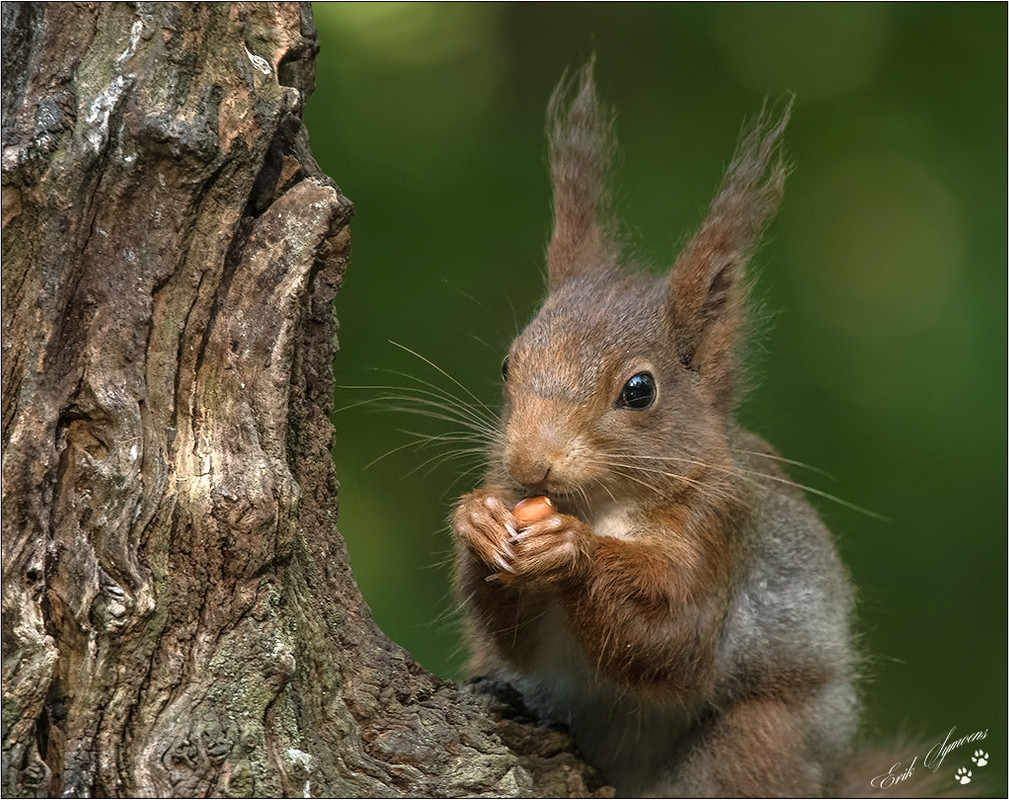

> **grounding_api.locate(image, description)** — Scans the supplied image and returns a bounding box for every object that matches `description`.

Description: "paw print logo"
[972,750,989,767]
[954,767,972,785]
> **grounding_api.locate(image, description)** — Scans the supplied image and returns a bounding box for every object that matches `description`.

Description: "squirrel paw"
[506,512,592,584]
[452,490,521,579]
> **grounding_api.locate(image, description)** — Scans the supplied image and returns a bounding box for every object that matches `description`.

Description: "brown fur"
[546,56,619,284]
[668,102,790,411]
[452,62,858,797]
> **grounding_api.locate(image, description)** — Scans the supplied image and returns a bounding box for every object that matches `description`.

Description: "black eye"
[501,356,510,381]
[616,372,656,410]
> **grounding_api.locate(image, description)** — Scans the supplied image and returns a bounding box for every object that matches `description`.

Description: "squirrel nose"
[507,457,552,491]
[504,430,562,490]
[504,406,574,490]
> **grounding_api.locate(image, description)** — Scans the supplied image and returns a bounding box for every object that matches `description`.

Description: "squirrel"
[450,62,860,797]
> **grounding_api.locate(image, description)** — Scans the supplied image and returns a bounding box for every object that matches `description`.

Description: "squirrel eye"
[616,372,656,410]
[501,356,510,381]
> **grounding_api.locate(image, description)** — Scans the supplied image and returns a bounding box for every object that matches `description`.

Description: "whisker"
[402,446,491,480]
[600,463,669,496]
[338,346,501,489]
[378,402,494,438]
[369,367,501,432]
[739,469,886,520]
[733,448,837,482]
[593,476,620,506]
[592,456,715,492]
[339,383,497,438]
[362,428,488,470]
[602,452,884,520]
[388,340,498,420]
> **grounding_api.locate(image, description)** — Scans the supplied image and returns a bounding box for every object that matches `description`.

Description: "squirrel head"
[498,62,790,507]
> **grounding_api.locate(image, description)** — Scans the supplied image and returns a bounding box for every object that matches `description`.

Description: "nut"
[513,495,555,528]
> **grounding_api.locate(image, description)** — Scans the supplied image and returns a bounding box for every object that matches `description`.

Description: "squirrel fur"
[451,63,859,797]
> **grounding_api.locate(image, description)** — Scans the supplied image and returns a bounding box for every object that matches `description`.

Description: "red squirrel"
[451,63,859,796]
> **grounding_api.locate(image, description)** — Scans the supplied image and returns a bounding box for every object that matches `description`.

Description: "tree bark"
[1,3,608,797]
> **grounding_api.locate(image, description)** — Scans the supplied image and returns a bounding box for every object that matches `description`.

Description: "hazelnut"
[513,495,555,528]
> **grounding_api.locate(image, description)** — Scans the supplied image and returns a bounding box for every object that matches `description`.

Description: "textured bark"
[1,3,608,797]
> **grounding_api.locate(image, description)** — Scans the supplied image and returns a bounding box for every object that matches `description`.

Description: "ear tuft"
[668,99,792,407]
[546,58,619,289]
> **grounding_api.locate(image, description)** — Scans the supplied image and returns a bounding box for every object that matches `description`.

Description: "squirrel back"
[451,62,859,796]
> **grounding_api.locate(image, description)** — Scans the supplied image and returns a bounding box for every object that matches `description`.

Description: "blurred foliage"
[305,1,1006,781]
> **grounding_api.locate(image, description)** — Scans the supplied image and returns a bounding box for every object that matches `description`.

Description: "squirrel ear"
[546,59,619,289]
[668,101,792,407]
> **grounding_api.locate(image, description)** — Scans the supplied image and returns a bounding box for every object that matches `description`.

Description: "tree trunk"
[1,3,607,797]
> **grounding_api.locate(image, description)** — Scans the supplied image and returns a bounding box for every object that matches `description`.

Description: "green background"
[305,2,1006,788]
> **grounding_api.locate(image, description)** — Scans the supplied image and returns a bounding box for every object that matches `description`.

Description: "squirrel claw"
[492,553,516,574]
